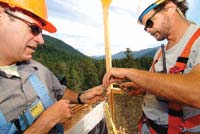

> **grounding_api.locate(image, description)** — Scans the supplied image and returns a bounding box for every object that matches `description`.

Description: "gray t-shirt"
[0,59,66,121]
[143,24,200,125]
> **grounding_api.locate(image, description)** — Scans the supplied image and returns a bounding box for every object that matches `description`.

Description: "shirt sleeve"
[30,60,66,101]
[48,71,66,100]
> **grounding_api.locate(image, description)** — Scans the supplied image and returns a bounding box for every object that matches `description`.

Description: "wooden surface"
[64,104,92,133]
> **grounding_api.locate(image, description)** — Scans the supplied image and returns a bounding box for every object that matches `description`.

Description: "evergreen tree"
[123,48,137,68]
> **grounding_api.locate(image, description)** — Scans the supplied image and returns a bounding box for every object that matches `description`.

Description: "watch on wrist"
[77,93,84,104]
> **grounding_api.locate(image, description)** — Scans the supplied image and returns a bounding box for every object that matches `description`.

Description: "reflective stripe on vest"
[0,72,63,134]
[29,73,54,108]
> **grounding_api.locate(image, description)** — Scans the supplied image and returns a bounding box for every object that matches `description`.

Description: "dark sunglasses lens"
[30,25,42,35]
[145,19,153,31]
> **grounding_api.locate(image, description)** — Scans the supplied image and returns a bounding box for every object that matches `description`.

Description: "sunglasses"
[144,9,161,31]
[4,10,42,36]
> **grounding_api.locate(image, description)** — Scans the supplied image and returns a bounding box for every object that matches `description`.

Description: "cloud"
[46,0,199,56]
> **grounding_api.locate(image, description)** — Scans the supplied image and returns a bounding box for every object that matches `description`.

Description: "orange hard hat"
[0,0,56,33]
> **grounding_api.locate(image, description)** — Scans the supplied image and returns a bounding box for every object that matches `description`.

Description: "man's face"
[141,9,170,41]
[0,9,44,65]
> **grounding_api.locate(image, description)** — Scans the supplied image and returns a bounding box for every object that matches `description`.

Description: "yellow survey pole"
[101,0,112,71]
[101,0,116,129]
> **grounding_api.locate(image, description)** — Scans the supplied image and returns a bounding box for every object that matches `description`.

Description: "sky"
[45,0,200,56]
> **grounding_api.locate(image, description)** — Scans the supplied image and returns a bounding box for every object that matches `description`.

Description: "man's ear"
[164,2,177,15]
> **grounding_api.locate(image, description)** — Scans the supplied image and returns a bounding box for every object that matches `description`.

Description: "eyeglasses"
[144,9,161,31]
[4,10,42,36]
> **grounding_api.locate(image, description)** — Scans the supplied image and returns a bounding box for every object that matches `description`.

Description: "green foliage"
[33,34,101,91]
[136,56,153,70]
[33,35,152,92]
[123,48,136,68]
[112,48,152,70]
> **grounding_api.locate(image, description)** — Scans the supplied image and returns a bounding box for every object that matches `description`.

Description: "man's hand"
[48,100,72,123]
[102,68,128,88]
[44,99,73,123]
[120,82,146,96]
[81,85,105,104]
[25,100,72,134]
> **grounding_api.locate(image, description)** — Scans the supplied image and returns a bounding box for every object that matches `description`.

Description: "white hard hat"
[137,0,166,24]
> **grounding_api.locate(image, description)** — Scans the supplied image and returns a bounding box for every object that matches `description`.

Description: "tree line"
[33,35,153,91]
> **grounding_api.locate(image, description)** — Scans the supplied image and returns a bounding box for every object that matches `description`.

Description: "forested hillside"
[33,35,152,91]
[33,34,101,91]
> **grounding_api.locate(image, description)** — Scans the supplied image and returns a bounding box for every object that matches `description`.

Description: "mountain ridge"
[92,46,159,59]
[42,34,87,57]
[42,34,159,59]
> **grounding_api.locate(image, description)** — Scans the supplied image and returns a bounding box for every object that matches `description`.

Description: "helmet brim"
[42,18,57,33]
[137,0,166,24]
[138,3,158,24]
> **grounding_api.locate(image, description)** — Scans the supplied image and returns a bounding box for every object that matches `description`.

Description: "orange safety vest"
[139,28,200,134]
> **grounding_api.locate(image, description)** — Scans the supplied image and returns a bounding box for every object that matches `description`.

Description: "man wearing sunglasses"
[0,0,106,134]
[102,0,200,133]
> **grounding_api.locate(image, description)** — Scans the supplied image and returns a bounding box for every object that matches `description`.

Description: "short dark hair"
[154,0,188,16]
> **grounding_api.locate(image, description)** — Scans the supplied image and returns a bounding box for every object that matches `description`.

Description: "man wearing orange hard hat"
[0,0,105,134]
[102,0,200,133]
